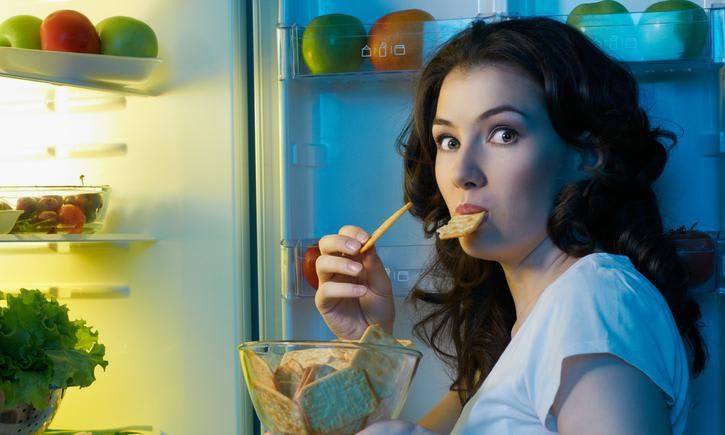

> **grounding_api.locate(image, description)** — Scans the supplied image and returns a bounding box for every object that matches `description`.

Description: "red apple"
[41,10,100,54]
[669,228,716,289]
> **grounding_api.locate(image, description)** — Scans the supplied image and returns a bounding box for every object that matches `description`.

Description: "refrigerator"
[0,0,251,434]
[251,0,724,434]
[0,0,721,434]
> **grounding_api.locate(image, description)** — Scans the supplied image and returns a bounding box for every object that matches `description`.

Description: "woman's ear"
[577,147,604,172]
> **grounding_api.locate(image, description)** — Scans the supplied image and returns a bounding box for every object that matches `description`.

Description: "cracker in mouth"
[436,211,488,240]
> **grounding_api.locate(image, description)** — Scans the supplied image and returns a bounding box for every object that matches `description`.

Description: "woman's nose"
[451,146,485,190]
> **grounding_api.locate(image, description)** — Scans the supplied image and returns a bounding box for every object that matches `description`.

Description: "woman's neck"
[500,237,580,337]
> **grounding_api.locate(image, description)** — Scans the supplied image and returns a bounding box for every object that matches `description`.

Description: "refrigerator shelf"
[0,47,164,96]
[0,284,130,299]
[281,239,435,298]
[0,233,155,248]
[280,7,724,80]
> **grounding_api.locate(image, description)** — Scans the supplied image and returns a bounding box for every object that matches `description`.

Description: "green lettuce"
[0,289,107,410]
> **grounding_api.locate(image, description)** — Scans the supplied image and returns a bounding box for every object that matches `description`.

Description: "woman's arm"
[417,390,464,434]
[552,353,673,435]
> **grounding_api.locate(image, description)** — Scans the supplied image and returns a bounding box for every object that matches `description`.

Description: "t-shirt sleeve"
[526,265,683,431]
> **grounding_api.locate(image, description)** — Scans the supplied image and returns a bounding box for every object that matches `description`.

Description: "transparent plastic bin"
[281,239,435,298]
[279,6,724,80]
[0,186,110,234]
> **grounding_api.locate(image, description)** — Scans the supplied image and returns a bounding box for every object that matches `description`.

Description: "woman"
[314,17,706,434]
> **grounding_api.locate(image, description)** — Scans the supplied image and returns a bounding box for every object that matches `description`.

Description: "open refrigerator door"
[252,0,724,432]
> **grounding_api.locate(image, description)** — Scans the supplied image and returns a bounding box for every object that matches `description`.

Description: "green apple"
[638,0,708,60]
[0,15,43,49]
[567,1,637,61]
[96,16,158,57]
[301,14,366,74]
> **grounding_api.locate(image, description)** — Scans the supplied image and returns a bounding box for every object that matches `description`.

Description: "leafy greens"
[0,289,107,410]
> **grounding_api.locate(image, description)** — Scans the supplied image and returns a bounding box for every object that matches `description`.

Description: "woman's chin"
[459,233,491,258]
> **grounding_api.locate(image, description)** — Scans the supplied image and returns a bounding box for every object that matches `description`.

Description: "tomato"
[302,245,322,290]
[669,229,715,289]
[57,204,86,233]
[368,9,434,71]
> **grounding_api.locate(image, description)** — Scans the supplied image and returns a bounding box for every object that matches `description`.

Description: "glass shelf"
[0,284,130,299]
[0,233,155,252]
[280,6,724,81]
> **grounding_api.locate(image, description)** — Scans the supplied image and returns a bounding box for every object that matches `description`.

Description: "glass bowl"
[0,186,110,234]
[239,340,422,435]
[0,388,64,435]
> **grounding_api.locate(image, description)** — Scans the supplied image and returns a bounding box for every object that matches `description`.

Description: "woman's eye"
[490,127,518,145]
[436,135,460,151]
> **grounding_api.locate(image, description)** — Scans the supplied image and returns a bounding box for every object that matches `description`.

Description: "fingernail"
[356,232,369,244]
[347,262,362,273]
[353,285,366,295]
[345,240,361,252]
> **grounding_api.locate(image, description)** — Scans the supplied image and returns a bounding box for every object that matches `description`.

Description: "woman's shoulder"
[550,251,668,312]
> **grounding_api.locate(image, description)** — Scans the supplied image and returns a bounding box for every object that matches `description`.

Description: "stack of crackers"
[241,325,416,435]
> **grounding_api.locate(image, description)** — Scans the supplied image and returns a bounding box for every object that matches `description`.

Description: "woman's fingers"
[318,226,369,256]
[315,281,367,312]
[316,252,364,282]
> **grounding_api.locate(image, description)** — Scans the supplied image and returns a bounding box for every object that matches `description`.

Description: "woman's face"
[433,64,582,264]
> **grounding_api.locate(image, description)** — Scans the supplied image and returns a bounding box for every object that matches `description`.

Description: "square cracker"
[293,363,337,401]
[241,349,276,391]
[298,367,378,434]
[352,324,406,399]
[281,347,354,371]
[252,381,308,434]
[273,358,305,398]
[436,212,486,240]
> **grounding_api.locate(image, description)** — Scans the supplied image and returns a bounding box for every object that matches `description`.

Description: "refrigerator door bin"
[282,239,435,298]
[279,7,724,80]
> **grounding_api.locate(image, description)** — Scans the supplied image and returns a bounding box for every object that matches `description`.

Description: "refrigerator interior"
[255,0,725,429]
[0,0,251,434]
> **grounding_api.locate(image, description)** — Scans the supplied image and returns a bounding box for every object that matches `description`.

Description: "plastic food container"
[0,186,110,234]
[239,340,421,435]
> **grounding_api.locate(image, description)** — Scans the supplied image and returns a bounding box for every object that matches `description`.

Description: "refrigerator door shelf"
[280,8,724,80]
[280,17,474,80]
[281,239,435,298]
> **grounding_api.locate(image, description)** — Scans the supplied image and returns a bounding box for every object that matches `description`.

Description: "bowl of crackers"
[239,325,422,435]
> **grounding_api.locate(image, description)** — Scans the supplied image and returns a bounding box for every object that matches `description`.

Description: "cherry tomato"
[302,245,322,290]
[57,204,86,234]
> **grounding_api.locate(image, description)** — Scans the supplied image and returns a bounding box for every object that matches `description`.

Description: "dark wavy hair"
[400,17,707,405]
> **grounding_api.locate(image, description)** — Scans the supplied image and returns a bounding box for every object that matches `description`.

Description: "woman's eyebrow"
[433,104,529,127]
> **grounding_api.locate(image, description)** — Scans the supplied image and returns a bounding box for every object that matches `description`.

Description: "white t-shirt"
[450,252,690,434]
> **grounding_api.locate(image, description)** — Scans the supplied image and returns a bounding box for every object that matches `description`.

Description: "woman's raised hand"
[314,225,395,340]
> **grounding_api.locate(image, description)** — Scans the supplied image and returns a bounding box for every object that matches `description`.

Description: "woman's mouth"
[455,203,489,215]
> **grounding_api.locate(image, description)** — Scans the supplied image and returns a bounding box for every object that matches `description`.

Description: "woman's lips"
[455,203,488,215]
